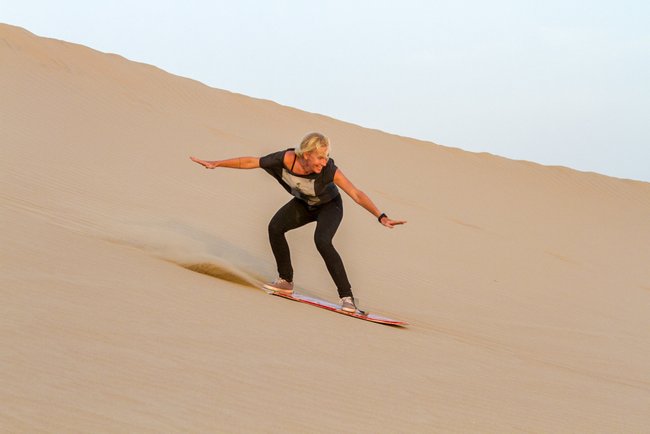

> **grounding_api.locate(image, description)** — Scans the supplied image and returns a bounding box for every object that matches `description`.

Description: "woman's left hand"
[380,216,407,229]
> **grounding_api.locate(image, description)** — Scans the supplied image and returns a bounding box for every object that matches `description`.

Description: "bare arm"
[190,156,260,169]
[334,169,406,228]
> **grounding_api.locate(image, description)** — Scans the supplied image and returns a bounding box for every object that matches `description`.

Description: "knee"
[314,233,334,253]
[268,218,284,237]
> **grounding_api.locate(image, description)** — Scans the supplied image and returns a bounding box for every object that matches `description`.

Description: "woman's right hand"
[190,156,218,169]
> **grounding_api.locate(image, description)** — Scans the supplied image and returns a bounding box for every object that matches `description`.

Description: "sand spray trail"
[98,217,267,289]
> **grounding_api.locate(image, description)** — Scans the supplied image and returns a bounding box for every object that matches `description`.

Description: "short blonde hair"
[296,132,330,157]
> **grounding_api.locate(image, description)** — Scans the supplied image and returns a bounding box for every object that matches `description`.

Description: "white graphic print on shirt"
[281,169,318,203]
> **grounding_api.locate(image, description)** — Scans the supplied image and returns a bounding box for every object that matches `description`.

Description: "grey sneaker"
[263,278,294,294]
[340,296,357,313]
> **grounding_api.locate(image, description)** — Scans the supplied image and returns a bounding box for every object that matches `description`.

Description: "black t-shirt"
[259,148,340,206]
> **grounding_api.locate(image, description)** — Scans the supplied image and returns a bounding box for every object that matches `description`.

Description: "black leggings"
[268,195,353,298]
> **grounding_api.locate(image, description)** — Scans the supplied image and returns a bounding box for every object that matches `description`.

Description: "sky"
[2,0,649,182]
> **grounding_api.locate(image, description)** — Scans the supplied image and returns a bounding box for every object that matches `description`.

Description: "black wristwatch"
[378,213,387,223]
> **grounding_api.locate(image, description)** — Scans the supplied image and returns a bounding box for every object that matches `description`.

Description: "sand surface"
[2,24,650,433]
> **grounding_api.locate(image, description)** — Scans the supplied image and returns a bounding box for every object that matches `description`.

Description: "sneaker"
[340,296,357,313]
[263,278,294,294]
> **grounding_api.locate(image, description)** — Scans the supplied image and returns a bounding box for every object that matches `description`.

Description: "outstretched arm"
[334,169,406,229]
[190,156,260,169]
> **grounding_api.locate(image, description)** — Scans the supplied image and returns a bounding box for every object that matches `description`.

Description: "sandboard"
[269,290,408,326]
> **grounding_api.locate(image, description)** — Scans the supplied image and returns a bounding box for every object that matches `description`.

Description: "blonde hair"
[296,132,330,157]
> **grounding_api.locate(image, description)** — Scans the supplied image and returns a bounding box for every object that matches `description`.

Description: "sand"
[2,23,650,433]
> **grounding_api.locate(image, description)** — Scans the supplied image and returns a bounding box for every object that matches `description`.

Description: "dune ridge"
[2,23,650,432]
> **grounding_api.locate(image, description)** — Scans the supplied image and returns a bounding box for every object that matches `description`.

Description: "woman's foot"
[340,296,357,313]
[263,278,294,294]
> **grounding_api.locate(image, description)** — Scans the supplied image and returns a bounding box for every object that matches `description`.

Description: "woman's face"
[303,146,330,174]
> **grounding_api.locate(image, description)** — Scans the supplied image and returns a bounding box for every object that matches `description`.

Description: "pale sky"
[2,0,649,182]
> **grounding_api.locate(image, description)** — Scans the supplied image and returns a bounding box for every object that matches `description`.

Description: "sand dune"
[2,23,650,432]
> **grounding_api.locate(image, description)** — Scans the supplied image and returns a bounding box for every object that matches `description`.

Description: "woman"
[190,132,406,312]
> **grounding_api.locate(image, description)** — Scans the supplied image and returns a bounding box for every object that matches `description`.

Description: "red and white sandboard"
[268,290,408,326]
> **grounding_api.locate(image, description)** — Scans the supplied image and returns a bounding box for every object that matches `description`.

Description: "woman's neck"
[292,152,311,175]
